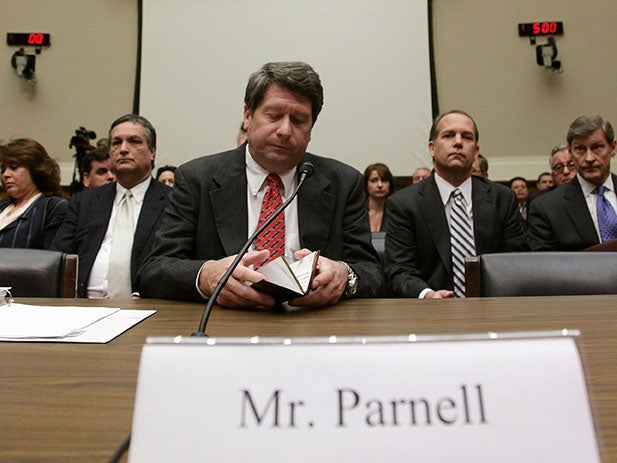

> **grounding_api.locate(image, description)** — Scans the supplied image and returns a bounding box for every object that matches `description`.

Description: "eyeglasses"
[551,162,576,173]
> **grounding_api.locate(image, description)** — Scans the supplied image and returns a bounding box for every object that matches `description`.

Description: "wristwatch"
[341,261,358,298]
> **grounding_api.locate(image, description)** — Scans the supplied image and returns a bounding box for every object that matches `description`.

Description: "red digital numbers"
[27,33,44,45]
[533,22,557,35]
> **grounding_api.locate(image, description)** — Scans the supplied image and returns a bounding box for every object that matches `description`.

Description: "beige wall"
[1,1,615,183]
[0,0,137,184]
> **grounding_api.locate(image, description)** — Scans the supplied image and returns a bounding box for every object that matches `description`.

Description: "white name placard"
[128,333,599,462]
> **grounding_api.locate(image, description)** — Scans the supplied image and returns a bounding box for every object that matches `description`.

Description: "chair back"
[0,248,78,297]
[465,252,617,297]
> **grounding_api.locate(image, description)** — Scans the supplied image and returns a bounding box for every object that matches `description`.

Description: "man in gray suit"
[52,114,171,298]
[137,62,383,306]
[528,114,617,250]
[385,110,528,298]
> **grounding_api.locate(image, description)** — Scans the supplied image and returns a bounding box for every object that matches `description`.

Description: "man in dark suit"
[528,114,617,251]
[52,114,171,298]
[137,61,382,306]
[385,110,529,298]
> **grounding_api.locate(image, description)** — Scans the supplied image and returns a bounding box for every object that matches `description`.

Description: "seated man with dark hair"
[137,61,383,307]
[53,114,171,298]
[386,110,528,299]
[81,147,115,189]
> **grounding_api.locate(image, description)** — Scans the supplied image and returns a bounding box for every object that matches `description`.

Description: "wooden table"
[1,296,616,462]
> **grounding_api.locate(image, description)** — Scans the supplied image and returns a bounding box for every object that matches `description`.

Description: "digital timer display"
[6,33,51,47]
[518,22,563,37]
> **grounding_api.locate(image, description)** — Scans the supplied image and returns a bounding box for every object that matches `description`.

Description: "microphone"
[192,160,315,336]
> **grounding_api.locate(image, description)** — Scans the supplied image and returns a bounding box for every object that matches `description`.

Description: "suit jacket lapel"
[297,168,335,251]
[210,151,249,255]
[132,179,166,272]
[418,177,452,280]
[563,177,599,242]
[93,185,115,244]
[470,178,495,254]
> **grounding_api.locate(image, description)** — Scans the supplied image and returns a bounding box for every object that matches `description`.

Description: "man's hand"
[424,289,454,299]
[288,249,348,307]
[198,250,276,308]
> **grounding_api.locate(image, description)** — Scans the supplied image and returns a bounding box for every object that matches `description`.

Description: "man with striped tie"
[528,115,617,251]
[385,110,529,298]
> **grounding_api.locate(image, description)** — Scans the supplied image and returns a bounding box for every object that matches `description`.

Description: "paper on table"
[0,303,119,338]
[0,304,155,343]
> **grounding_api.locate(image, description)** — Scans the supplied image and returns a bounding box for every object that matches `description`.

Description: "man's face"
[109,121,155,183]
[536,174,554,191]
[569,129,617,186]
[244,83,313,174]
[412,168,430,184]
[83,158,115,189]
[429,113,479,177]
[550,149,576,186]
[471,159,487,178]
[510,180,528,201]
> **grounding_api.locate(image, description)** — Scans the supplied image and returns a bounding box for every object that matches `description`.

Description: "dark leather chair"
[0,249,78,297]
[465,252,617,297]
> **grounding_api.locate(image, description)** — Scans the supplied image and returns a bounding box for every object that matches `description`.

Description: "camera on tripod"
[69,127,97,151]
[68,126,97,194]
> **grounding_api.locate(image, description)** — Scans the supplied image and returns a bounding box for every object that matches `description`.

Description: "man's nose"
[277,117,292,136]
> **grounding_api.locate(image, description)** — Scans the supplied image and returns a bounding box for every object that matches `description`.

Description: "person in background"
[156,165,176,188]
[528,144,577,205]
[412,167,431,184]
[364,162,394,232]
[509,176,529,220]
[471,153,489,178]
[528,114,617,251]
[136,61,383,306]
[549,144,577,187]
[96,138,109,149]
[237,122,248,147]
[81,147,115,189]
[385,110,528,299]
[536,172,554,191]
[52,114,171,298]
[0,138,67,249]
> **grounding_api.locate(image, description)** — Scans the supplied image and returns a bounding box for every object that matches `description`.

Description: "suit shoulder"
[179,147,243,170]
[149,179,172,196]
[305,152,361,178]
[532,182,576,208]
[68,183,113,204]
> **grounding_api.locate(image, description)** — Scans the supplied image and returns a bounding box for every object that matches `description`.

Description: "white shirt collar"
[245,145,297,198]
[577,173,615,197]
[434,173,473,206]
[115,177,152,204]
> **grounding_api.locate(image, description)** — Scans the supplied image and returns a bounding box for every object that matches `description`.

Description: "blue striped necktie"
[450,189,476,298]
[596,185,617,242]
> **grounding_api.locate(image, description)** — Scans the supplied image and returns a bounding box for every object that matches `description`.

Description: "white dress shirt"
[87,178,151,298]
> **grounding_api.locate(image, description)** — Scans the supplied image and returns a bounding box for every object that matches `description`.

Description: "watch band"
[341,261,358,298]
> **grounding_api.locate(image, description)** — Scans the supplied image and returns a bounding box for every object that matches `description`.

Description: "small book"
[251,251,320,302]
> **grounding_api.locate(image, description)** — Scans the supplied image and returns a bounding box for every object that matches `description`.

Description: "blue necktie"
[596,185,617,242]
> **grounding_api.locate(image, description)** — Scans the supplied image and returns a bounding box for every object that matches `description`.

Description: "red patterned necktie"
[254,173,285,266]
